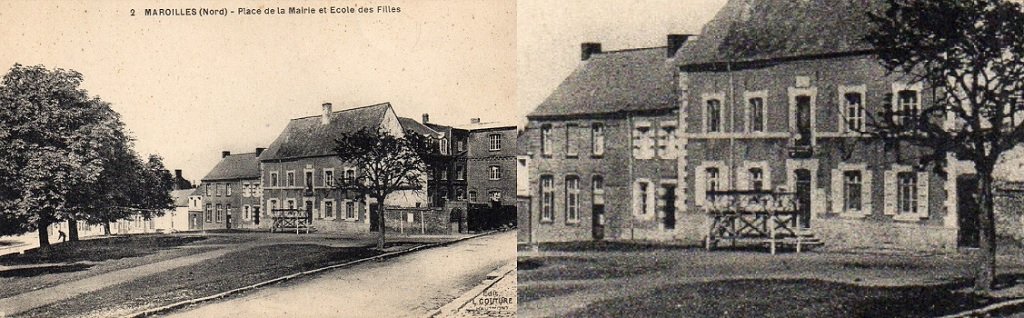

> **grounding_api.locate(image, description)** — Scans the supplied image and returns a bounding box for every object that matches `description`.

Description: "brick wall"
[467,127,518,207]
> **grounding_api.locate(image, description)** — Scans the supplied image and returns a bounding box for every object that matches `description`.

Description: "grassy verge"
[17,243,391,318]
[564,278,1004,318]
[0,235,206,265]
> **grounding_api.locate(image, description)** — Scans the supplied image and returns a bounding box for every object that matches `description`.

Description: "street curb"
[122,230,500,318]
[428,262,516,318]
[938,296,1024,318]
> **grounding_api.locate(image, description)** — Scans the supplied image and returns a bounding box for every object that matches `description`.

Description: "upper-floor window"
[324,169,335,187]
[657,123,678,159]
[897,90,920,127]
[489,134,502,151]
[205,183,211,196]
[633,122,655,159]
[565,124,578,157]
[592,175,605,206]
[489,165,502,180]
[749,97,765,133]
[565,176,579,223]
[457,140,465,152]
[706,167,720,194]
[441,166,449,180]
[345,169,356,183]
[541,124,553,156]
[706,99,722,133]
[226,183,232,196]
[286,171,295,187]
[845,92,865,132]
[749,168,764,191]
[440,138,449,155]
[540,176,554,222]
[592,123,605,156]
[270,171,279,187]
[305,171,314,190]
[468,190,478,202]
[456,165,465,180]
[216,183,223,196]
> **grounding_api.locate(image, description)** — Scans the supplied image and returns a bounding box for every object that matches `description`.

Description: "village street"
[165,230,516,318]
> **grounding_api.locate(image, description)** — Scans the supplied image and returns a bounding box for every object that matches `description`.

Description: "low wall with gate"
[382,207,452,235]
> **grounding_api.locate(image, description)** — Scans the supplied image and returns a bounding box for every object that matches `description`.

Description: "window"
[345,201,356,219]
[324,200,335,219]
[662,183,678,230]
[226,204,231,222]
[226,184,232,197]
[541,124,553,156]
[268,199,279,213]
[844,92,864,132]
[286,171,295,187]
[749,168,764,191]
[345,169,356,183]
[205,184,211,196]
[441,166,448,180]
[592,123,605,156]
[844,171,863,212]
[565,124,578,157]
[750,97,765,132]
[252,207,260,222]
[457,140,465,152]
[468,190,478,202]
[489,190,502,202]
[657,123,677,159]
[565,176,580,223]
[243,205,251,220]
[540,176,554,222]
[456,165,465,180]
[633,122,655,159]
[897,172,917,214]
[592,176,605,206]
[216,184,223,196]
[638,181,650,217]
[440,138,449,155]
[270,171,279,187]
[305,171,314,190]
[706,99,722,132]
[456,188,465,201]
[489,166,502,180]
[205,203,212,222]
[215,204,223,223]
[242,183,250,197]
[897,90,919,127]
[286,199,296,210]
[324,169,335,187]
[489,134,502,151]
[706,168,720,193]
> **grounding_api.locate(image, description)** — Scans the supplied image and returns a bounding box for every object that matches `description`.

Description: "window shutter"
[917,172,929,218]
[862,170,873,216]
[831,169,843,214]
[695,167,706,207]
[883,170,896,215]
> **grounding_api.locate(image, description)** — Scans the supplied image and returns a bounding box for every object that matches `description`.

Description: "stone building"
[522,38,684,242]
[463,119,518,208]
[200,150,263,230]
[419,114,470,207]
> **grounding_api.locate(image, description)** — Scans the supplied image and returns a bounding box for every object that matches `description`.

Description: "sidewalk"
[438,265,517,317]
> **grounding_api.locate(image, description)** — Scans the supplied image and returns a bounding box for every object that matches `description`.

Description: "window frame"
[324,168,335,187]
[323,199,336,220]
[286,170,296,187]
[489,165,502,180]
[540,175,554,222]
[591,123,605,157]
[838,85,867,134]
[270,171,279,187]
[744,90,768,133]
[540,124,553,156]
[488,133,502,151]
[565,176,580,224]
[565,123,578,157]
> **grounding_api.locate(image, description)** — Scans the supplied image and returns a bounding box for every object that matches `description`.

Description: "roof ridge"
[289,102,391,121]
[598,46,668,54]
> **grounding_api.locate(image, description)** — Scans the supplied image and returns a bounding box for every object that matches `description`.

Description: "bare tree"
[866,0,1024,293]
[333,127,435,250]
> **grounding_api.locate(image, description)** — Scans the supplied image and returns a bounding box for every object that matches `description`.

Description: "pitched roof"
[674,0,886,68]
[529,47,677,118]
[202,153,260,181]
[170,189,193,207]
[398,117,441,137]
[260,103,392,160]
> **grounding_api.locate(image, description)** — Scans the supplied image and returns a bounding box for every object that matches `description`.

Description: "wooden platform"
[269,208,312,234]
[704,190,821,254]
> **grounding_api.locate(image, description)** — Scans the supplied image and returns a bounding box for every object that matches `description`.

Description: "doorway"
[957,174,980,248]
[795,169,812,228]
[592,204,605,240]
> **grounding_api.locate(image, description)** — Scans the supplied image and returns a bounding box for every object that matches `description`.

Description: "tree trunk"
[377,204,387,250]
[68,218,80,241]
[38,224,50,250]
[103,222,111,236]
[974,171,997,294]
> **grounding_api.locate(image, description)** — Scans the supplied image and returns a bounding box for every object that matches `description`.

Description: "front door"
[592,204,605,240]
[957,174,980,248]
[225,214,232,229]
[795,169,812,228]
[305,200,314,223]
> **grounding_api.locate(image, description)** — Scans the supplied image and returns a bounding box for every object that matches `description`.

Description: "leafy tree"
[867,0,1024,293]
[333,127,435,250]
[0,64,116,249]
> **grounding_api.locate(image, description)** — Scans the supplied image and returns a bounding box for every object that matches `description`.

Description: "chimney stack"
[471,118,481,124]
[422,113,430,124]
[256,147,266,157]
[175,169,183,180]
[222,151,231,158]
[667,34,692,58]
[581,42,602,61]
[322,102,332,125]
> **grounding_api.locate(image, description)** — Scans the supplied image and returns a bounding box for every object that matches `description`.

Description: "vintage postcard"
[0,0,516,317]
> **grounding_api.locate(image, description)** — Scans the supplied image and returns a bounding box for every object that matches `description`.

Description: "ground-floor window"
[346,201,356,220]
[243,205,251,220]
[205,204,212,222]
[540,175,554,222]
[844,171,862,212]
[565,176,580,224]
[897,172,917,214]
[215,204,223,223]
[324,200,335,219]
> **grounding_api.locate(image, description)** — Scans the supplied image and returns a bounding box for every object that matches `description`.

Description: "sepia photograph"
[0,1,516,317]
[516,0,1024,317]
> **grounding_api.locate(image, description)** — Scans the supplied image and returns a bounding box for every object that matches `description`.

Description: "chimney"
[667,34,692,58]
[581,42,602,61]
[422,113,430,124]
[175,169,183,180]
[471,118,481,124]
[222,151,231,158]
[322,102,332,125]
[255,147,266,157]
[173,169,183,190]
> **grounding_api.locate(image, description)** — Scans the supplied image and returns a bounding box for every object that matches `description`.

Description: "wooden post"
[769,212,777,255]
[420,210,425,234]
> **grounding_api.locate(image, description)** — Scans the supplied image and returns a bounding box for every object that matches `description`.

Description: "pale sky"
[0,0,516,183]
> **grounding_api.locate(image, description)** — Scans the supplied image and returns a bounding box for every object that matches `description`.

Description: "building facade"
[421,115,470,207]
[200,150,263,230]
[464,119,518,208]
